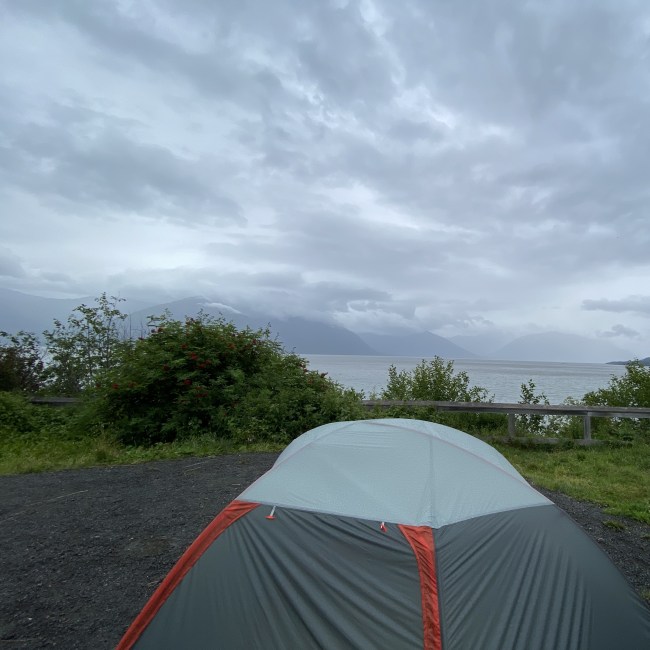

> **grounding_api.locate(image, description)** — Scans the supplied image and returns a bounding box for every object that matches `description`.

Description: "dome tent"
[117,418,650,649]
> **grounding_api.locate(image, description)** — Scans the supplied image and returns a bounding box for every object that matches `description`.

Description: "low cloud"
[0,247,27,278]
[598,323,641,339]
[0,106,244,226]
[583,296,650,317]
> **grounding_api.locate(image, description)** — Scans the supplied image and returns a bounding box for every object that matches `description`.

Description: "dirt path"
[1,454,648,649]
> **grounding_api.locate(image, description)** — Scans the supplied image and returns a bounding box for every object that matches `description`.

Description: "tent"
[117,418,650,649]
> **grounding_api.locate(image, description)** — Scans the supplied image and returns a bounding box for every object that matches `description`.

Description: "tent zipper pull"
[266,506,277,520]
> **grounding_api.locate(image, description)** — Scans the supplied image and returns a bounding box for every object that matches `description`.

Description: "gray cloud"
[598,323,641,339]
[0,248,26,278]
[1,0,650,355]
[583,296,650,317]
[0,99,243,225]
[5,0,309,116]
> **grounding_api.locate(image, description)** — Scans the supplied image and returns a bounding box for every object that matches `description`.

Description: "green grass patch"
[0,430,284,475]
[0,393,286,474]
[496,441,650,524]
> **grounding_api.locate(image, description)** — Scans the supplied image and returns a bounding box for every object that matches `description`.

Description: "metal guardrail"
[30,397,650,443]
[361,400,650,442]
[29,397,81,407]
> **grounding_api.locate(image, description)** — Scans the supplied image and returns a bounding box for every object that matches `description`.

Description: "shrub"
[0,331,46,393]
[381,357,491,402]
[87,314,363,445]
[581,361,650,440]
[42,293,130,395]
[517,379,551,436]
[217,352,363,444]
[374,358,504,435]
[0,392,74,442]
[0,392,35,435]
[584,361,650,408]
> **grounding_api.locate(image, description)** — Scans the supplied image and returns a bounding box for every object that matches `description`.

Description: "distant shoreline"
[607,357,650,366]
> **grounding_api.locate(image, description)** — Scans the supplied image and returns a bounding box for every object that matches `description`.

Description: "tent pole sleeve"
[399,525,442,650]
[116,500,259,650]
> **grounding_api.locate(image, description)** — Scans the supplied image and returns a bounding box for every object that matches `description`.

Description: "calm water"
[304,355,627,404]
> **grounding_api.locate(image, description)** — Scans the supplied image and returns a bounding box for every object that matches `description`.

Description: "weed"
[496,441,650,524]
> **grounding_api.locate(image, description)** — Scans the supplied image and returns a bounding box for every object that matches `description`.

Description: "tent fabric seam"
[244,499,554,530]
[399,524,442,650]
[246,419,546,501]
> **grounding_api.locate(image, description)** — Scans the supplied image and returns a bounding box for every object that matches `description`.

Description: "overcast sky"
[1,0,649,353]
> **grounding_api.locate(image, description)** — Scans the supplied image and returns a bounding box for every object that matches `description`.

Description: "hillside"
[492,332,634,364]
[608,357,650,366]
[128,298,379,355]
[1,289,640,362]
[358,331,476,359]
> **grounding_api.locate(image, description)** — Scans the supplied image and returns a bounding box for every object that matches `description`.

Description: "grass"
[1,409,649,525]
[495,442,650,523]
[0,431,285,475]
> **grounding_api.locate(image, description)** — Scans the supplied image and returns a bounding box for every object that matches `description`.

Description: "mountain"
[268,318,378,354]
[449,332,510,356]
[0,288,92,335]
[358,331,477,359]
[491,332,635,363]
[2,289,640,362]
[0,288,112,335]
[608,357,650,366]
[0,288,155,336]
[0,290,376,354]
[126,297,252,332]
[127,297,378,355]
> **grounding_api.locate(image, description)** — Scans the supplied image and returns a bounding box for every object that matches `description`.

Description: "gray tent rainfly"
[117,418,650,649]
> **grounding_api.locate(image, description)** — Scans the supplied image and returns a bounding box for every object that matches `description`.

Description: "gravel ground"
[1,453,648,649]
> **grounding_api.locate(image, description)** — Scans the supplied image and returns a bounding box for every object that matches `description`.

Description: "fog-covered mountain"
[134,300,478,357]
[358,331,476,359]
[449,332,510,356]
[0,288,155,336]
[0,288,93,335]
[0,290,479,357]
[491,332,634,364]
[1,289,640,362]
[128,297,378,355]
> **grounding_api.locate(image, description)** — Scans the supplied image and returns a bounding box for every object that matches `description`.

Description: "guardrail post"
[358,400,650,445]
